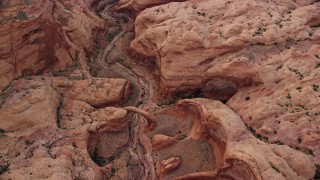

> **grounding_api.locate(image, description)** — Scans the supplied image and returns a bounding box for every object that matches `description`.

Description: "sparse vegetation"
[255,42,266,46]
[75,50,81,68]
[0,163,9,175]
[185,90,203,99]
[296,87,302,91]
[253,27,266,36]
[92,148,105,166]
[23,0,33,6]
[160,98,177,106]
[312,84,319,92]
[288,67,303,79]
[276,64,283,71]
[107,155,115,162]
[315,165,320,179]
[56,100,63,128]
[245,96,250,101]
[297,138,302,144]
[246,125,269,142]
[277,22,283,28]
[155,8,165,14]
[17,10,28,21]
[286,93,291,99]
[306,148,314,156]
[197,12,206,16]
[25,140,34,146]
[111,168,116,175]
[273,140,284,145]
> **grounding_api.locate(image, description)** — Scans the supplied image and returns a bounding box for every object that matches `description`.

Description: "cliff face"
[0,0,104,91]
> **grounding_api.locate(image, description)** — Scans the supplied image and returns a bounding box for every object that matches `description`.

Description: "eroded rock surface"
[131,0,319,99]
[0,0,104,91]
[176,98,315,180]
[0,74,134,178]
[1,0,320,179]
[227,42,320,165]
[0,78,59,137]
[116,0,185,12]
[128,0,320,172]
[64,78,131,107]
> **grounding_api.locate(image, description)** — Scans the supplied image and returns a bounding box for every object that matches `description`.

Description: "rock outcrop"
[0,75,153,179]
[0,78,59,137]
[0,127,104,180]
[131,0,319,99]
[129,0,320,167]
[0,0,104,92]
[227,41,320,165]
[1,0,320,179]
[0,75,131,132]
[175,98,315,180]
[116,0,185,12]
[64,78,131,107]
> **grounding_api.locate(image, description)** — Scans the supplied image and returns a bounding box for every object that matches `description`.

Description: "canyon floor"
[0,0,319,179]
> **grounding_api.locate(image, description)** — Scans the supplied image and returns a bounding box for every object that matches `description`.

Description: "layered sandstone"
[0,0,104,92]
[116,0,185,12]
[131,0,319,99]
[64,78,131,107]
[175,98,315,179]
[142,98,316,179]
[0,75,149,179]
[0,75,131,134]
[227,42,320,165]
[1,0,320,179]
[0,78,59,137]
[130,0,320,166]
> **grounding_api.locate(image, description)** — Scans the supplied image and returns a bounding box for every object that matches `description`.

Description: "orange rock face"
[0,0,104,91]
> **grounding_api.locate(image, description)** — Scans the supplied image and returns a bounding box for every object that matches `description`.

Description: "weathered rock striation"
[131,0,319,99]
[1,0,320,179]
[116,0,185,12]
[136,98,316,179]
[0,78,59,137]
[129,0,320,167]
[0,75,151,179]
[0,0,104,92]
[175,98,315,179]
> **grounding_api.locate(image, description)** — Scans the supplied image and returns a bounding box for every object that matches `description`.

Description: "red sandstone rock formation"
[129,0,320,169]
[176,98,315,179]
[0,0,104,92]
[1,0,319,179]
[116,0,186,12]
[131,0,319,99]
